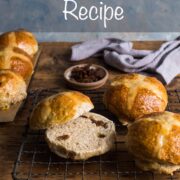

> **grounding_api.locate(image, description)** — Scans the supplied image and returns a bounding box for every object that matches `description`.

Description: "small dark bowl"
[64,64,109,90]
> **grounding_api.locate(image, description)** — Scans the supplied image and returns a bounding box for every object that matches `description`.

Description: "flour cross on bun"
[0,29,38,57]
[0,46,33,80]
[46,112,116,160]
[104,73,168,125]
[127,111,180,175]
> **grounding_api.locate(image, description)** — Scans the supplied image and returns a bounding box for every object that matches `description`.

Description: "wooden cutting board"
[0,48,42,122]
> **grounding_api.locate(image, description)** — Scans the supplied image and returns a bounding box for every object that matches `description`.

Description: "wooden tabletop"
[0,41,180,180]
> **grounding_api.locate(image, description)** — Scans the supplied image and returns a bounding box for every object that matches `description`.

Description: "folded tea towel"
[71,38,180,84]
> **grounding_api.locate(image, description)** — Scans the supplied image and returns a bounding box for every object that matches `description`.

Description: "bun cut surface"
[46,112,115,160]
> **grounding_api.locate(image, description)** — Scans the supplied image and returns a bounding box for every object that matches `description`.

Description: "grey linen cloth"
[71,38,180,84]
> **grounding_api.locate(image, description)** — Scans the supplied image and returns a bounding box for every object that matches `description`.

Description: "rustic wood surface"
[0,41,180,180]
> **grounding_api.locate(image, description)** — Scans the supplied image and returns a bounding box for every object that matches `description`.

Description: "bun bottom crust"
[135,159,180,175]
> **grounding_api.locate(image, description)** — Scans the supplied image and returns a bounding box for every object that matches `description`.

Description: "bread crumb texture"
[46,112,115,160]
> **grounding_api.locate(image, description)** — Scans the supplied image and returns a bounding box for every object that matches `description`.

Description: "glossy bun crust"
[103,74,168,124]
[127,111,180,175]
[30,91,94,130]
[0,46,33,80]
[0,70,27,110]
[0,29,38,57]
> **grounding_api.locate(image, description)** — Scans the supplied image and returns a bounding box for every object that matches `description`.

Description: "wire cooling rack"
[12,88,180,180]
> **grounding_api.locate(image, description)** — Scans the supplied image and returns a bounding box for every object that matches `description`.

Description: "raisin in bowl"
[64,64,109,90]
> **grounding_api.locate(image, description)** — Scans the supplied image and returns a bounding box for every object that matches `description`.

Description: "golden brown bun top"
[127,111,180,165]
[0,29,38,57]
[0,46,33,80]
[30,91,94,130]
[104,73,168,123]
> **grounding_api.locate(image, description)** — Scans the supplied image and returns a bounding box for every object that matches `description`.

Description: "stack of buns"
[103,73,180,175]
[30,91,116,160]
[0,29,38,110]
[29,73,179,174]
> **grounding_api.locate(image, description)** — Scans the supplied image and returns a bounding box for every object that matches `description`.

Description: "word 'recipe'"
[63,0,124,28]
